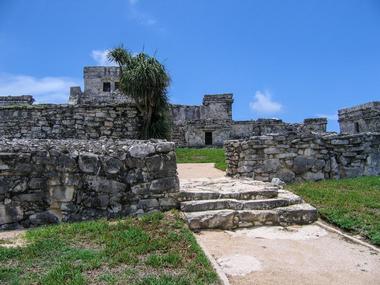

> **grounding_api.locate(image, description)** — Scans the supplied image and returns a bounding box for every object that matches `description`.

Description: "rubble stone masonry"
[0,103,142,139]
[225,132,380,183]
[0,139,179,229]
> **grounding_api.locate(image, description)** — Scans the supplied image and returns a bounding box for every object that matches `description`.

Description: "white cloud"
[127,0,157,26]
[316,113,338,120]
[0,73,79,104]
[249,90,283,114]
[128,0,139,5]
[91,49,117,66]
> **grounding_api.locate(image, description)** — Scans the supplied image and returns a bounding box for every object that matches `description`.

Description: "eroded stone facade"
[0,104,141,139]
[66,66,328,147]
[0,95,34,106]
[338,101,380,134]
[225,132,380,183]
[69,67,132,105]
[170,94,327,146]
[0,139,179,229]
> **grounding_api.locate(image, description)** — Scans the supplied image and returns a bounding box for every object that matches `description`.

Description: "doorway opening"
[354,122,360,133]
[205,132,213,145]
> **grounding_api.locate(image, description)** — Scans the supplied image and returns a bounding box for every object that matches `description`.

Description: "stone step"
[183,203,318,230]
[180,191,302,212]
[179,187,278,202]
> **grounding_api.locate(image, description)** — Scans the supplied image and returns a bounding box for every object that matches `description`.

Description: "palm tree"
[108,47,171,139]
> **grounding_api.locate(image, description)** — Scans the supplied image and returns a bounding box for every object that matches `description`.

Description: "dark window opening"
[115,82,120,90]
[354,122,360,133]
[103,82,111,92]
[205,132,213,145]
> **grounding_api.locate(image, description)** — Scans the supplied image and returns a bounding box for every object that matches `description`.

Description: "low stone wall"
[0,103,141,139]
[225,132,380,183]
[0,139,179,229]
[0,95,34,106]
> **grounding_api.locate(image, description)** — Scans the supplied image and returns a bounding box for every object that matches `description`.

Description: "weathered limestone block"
[102,157,123,174]
[302,171,325,181]
[0,205,23,224]
[138,198,159,210]
[49,186,75,202]
[145,153,177,177]
[276,169,296,183]
[28,178,47,189]
[128,144,155,158]
[149,177,179,193]
[29,211,59,225]
[85,176,127,194]
[293,156,315,174]
[79,153,100,174]
[262,159,280,173]
[159,197,178,210]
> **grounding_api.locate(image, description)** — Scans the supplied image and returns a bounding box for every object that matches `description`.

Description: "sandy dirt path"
[176,163,380,285]
[196,225,380,285]
[177,163,225,179]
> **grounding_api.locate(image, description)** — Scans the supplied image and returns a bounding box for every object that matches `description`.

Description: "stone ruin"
[225,101,380,182]
[0,65,379,229]
[0,139,179,229]
[0,95,34,106]
[225,132,380,183]
[338,101,380,134]
[1,66,327,147]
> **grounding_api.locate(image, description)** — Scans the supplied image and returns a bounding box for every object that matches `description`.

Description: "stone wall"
[230,118,327,140]
[303,118,328,132]
[0,95,34,106]
[170,94,233,123]
[339,101,380,134]
[0,139,179,229]
[231,119,290,139]
[225,132,380,183]
[0,104,141,139]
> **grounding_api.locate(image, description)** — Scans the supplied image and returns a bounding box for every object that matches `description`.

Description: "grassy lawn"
[0,211,219,285]
[288,176,380,246]
[176,148,226,171]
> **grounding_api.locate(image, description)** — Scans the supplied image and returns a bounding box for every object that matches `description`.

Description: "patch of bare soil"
[0,229,27,248]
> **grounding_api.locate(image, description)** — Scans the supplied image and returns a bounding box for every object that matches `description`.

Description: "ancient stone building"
[1,66,330,147]
[67,67,328,146]
[338,101,380,134]
[69,66,131,105]
[170,94,234,146]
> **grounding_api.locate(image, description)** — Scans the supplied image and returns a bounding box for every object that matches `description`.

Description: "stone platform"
[179,177,317,230]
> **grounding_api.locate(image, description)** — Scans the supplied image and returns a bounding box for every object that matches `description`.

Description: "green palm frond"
[109,47,171,139]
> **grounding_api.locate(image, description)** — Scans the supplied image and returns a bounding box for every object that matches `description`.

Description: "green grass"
[287,176,380,245]
[0,211,219,285]
[175,148,226,171]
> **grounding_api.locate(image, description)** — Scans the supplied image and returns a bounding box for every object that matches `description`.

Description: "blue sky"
[1,0,379,131]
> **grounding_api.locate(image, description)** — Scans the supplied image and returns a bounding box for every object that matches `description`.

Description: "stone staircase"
[179,177,317,230]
